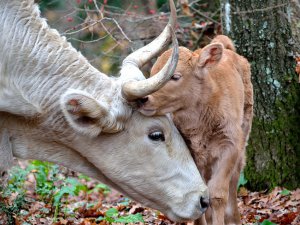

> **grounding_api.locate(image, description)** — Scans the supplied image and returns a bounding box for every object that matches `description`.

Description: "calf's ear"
[60,89,109,137]
[196,43,223,68]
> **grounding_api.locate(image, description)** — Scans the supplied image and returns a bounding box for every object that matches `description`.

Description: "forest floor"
[0,161,299,225]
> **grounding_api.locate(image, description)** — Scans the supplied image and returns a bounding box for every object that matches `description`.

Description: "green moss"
[222,0,300,191]
[245,73,300,190]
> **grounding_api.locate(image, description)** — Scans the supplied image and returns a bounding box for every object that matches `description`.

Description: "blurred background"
[37,0,222,76]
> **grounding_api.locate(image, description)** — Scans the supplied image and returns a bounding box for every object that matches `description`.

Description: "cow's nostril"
[200,196,210,211]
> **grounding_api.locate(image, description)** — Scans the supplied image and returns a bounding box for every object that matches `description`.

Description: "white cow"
[0,0,208,222]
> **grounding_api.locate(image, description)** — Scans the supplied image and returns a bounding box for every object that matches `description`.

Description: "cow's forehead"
[118,112,172,138]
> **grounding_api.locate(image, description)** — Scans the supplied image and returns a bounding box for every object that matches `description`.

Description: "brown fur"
[139,35,253,225]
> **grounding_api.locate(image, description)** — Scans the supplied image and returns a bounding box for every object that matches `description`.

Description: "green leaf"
[86,203,96,209]
[21,222,31,225]
[78,174,91,181]
[115,213,144,223]
[119,199,130,206]
[89,183,111,195]
[280,189,291,196]
[237,171,248,189]
[95,216,104,222]
[260,220,277,225]
[65,178,87,194]
[105,216,115,223]
[105,208,119,217]
[53,186,76,206]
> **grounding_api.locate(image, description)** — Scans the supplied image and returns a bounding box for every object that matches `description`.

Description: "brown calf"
[138,35,253,225]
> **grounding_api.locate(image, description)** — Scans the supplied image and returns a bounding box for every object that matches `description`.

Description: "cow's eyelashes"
[171,73,182,81]
[148,130,165,142]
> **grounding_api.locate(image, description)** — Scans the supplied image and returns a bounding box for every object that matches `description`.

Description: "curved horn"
[120,0,178,101]
[122,30,178,100]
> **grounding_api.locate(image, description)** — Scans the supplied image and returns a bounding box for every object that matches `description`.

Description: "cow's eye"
[148,131,165,142]
[171,73,181,81]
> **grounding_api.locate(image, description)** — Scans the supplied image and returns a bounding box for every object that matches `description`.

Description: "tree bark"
[220,0,300,190]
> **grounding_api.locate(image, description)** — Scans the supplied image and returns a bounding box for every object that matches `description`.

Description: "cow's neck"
[0,0,112,117]
[0,111,134,199]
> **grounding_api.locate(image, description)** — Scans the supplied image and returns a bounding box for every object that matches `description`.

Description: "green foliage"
[1,160,113,222]
[119,197,130,206]
[237,171,248,190]
[115,213,144,223]
[0,194,26,225]
[88,183,111,195]
[2,166,30,196]
[156,0,168,9]
[52,177,88,221]
[280,189,291,196]
[260,220,277,225]
[53,178,87,207]
[105,207,119,217]
[30,160,59,198]
[26,161,89,221]
[96,208,144,224]
[38,0,65,12]
[78,173,92,181]
[0,166,29,225]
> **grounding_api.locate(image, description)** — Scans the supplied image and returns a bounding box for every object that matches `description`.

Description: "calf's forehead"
[151,47,193,75]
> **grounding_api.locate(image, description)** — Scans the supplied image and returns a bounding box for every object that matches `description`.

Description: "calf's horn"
[121,0,178,101]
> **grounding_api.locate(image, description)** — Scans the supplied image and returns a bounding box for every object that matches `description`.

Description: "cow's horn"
[120,0,178,101]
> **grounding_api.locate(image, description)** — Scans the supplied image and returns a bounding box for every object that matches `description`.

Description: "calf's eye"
[171,73,182,81]
[148,131,165,142]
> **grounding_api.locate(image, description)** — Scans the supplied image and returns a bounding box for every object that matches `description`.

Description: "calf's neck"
[139,35,254,225]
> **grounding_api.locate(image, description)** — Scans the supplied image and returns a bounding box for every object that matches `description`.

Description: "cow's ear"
[196,43,223,68]
[60,89,108,137]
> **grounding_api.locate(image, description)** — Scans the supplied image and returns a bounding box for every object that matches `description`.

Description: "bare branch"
[189,6,220,24]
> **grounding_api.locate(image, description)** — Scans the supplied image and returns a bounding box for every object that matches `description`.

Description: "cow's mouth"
[165,210,203,223]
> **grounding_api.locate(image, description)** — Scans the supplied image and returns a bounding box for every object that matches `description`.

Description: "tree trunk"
[220,0,300,190]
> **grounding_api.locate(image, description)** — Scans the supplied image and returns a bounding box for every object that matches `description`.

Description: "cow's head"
[5,109,208,222]
[138,43,224,116]
[0,0,209,222]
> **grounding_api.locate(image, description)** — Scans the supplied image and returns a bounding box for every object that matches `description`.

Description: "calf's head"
[138,44,223,116]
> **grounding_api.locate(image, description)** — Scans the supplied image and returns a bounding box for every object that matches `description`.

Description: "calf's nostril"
[137,97,149,107]
[140,97,149,104]
[200,196,210,210]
